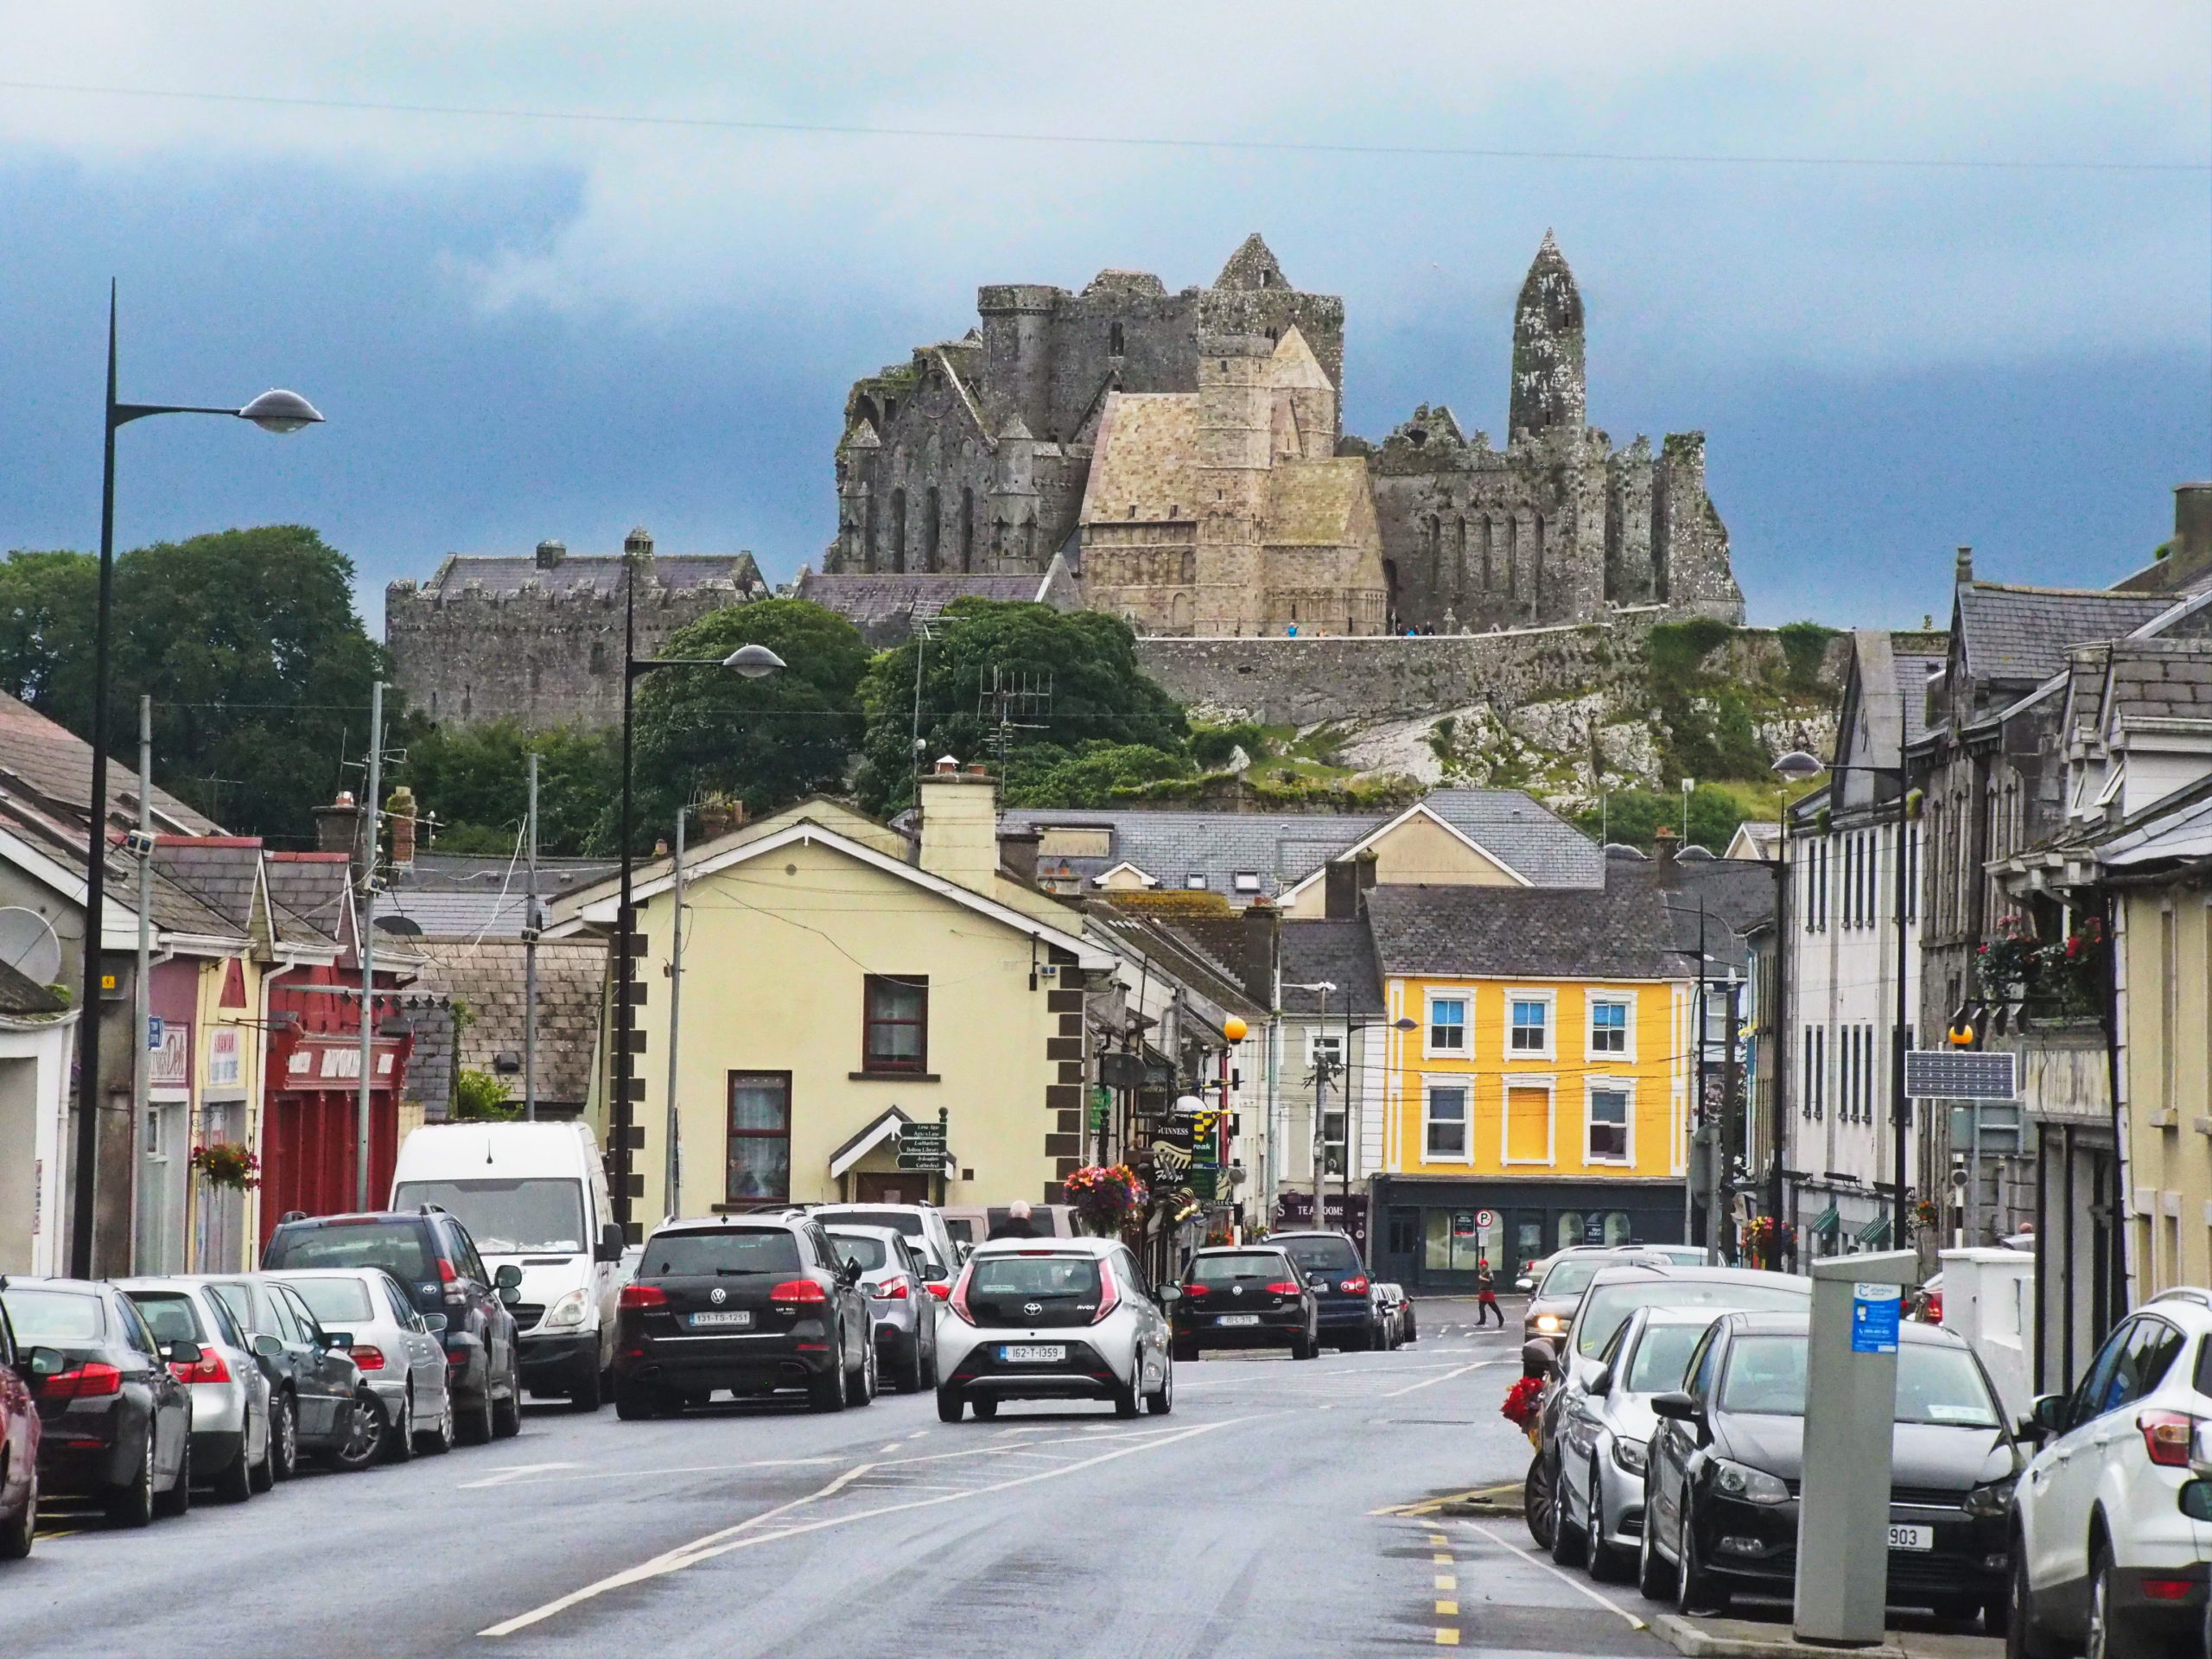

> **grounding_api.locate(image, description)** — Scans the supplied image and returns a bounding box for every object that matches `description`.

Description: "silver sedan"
[1553,1306,1720,1580]
[270,1269,454,1460]
[117,1277,274,1503]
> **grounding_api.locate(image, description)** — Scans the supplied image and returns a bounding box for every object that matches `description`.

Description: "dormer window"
[1185,874,1208,890]
[1232,872,1262,893]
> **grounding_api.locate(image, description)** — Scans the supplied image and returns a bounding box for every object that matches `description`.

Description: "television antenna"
[978,665,1052,776]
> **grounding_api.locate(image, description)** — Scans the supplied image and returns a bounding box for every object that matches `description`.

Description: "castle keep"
[385,529,766,729]
[817,231,1743,634]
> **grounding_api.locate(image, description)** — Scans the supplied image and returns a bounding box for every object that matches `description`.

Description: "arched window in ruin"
[588,642,607,676]
[1169,591,1193,632]
[863,491,879,573]
[1109,321,1124,356]
[924,486,942,572]
[960,488,976,572]
[891,488,907,574]
[1530,514,1545,617]
[1454,518,1469,602]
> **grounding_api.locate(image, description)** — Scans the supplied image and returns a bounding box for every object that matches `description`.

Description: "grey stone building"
[385,528,766,729]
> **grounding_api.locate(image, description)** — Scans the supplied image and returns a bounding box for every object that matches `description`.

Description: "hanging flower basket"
[191,1141,261,1192]
[1063,1164,1147,1234]
[1501,1375,1544,1433]
[1739,1215,1796,1268]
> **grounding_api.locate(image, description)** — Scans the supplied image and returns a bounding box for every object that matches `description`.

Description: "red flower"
[1501,1375,1545,1429]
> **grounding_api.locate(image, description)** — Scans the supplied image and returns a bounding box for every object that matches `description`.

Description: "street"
[9,1304,1669,1658]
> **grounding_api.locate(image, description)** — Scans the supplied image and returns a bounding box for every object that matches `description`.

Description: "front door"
[136,1100,188,1274]
[852,1172,922,1205]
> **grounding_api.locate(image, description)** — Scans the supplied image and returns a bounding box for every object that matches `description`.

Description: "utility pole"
[524,750,538,1122]
[131,696,152,1271]
[663,804,688,1224]
[355,679,384,1212]
[1719,978,1744,1264]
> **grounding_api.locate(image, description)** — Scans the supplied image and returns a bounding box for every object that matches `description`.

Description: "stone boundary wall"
[1135,613,1859,727]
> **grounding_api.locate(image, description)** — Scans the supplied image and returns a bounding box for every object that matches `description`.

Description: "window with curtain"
[726,1073,791,1204]
[862,976,929,1073]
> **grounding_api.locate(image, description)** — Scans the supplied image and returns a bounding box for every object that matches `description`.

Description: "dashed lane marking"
[456,1462,584,1490]
[1457,1519,1649,1632]
[1434,1627,1460,1645]
[1436,1600,1459,1616]
[1380,1359,1503,1398]
[455,1455,842,1491]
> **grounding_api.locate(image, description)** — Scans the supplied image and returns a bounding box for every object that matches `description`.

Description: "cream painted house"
[559,772,1121,1217]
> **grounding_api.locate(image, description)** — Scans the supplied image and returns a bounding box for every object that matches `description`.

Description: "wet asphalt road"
[6,1302,1674,1658]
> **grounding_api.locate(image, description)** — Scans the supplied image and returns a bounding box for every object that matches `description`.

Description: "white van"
[391,1122,623,1409]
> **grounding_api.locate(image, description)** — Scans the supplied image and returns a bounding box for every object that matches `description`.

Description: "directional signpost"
[896,1109,950,1173]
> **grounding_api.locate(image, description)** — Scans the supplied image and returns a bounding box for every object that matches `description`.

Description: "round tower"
[1509,230,1586,438]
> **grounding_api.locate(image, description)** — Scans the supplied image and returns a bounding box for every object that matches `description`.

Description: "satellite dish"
[0,907,63,986]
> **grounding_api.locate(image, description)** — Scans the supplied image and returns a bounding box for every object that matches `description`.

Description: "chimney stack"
[1955,545,1974,585]
[916,756,1000,893]
[315,790,361,858]
[2171,484,2212,582]
[534,538,567,569]
[386,785,418,868]
[1239,894,1281,1010]
[1653,826,1680,866]
[624,525,654,562]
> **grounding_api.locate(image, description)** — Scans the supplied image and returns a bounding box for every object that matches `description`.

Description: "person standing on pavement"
[1474,1260,1503,1326]
[988,1200,1040,1241]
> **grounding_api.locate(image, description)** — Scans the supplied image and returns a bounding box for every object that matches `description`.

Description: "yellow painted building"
[1363,876,1699,1288]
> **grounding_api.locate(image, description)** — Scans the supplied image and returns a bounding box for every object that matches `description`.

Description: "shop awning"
[1810,1205,1840,1238]
[1853,1214,1893,1247]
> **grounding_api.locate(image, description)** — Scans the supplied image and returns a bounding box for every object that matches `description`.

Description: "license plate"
[1887,1524,1933,1552]
[1000,1344,1066,1363]
[1216,1314,1262,1327]
[687,1311,753,1329]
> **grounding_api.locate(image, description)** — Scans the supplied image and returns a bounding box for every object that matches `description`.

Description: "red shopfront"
[260,972,413,1241]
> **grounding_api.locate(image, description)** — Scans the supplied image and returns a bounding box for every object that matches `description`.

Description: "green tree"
[389,721,619,855]
[622,599,872,848]
[855,601,1185,814]
[1577,785,1746,853]
[452,1069,519,1122]
[1002,742,1194,807]
[0,527,385,842]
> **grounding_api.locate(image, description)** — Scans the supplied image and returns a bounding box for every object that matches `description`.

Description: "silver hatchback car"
[826,1224,939,1394]
[934,1236,1173,1422]
[270,1269,454,1460]
[118,1277,274,1503]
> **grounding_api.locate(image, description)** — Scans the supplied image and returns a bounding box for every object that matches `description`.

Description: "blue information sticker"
[1852,1282,1901,1355]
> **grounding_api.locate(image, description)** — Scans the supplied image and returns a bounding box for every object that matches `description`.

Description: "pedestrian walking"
[1474,1260,1503,1326]
[988,1199,1040,1241]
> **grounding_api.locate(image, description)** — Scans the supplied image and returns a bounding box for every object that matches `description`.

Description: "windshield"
[1274,1236,1359,1274]
[125,1292,206,1345]
[0,1287,104,1344]
[280,1279,377,1325]
[1192,1253,1291,1284]
[822,1209,924,1238]
[1626,1322,1711,1393]
[1575,1279,1807,1358]
[643,1230,803,1277]
[266,1221,435,1283]
[1718,1336,2002,1427]
[1539,1259,1605,1300]
[963,1253,1103,1328]
[829,1233,893,1271]
[392,1179,587,1255]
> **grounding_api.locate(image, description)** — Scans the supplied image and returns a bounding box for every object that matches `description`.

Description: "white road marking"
[1382,1360,1503,1398]
[877,1442,902,1452]
[458,1456,842,1491]
[1456,1520,1649,1631]
[480,1415,1248,1637]
[456,1462,582,1489]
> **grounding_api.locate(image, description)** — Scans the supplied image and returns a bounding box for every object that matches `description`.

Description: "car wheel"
[0,1470,35,1559]
[457,1383,494,1446]
[971,1395,999,1421]
[1300,1322,1319,1360]
[1637,1486,1677,1602]
[808,1357,848,1414]
[267,1390,299,1482]
[325,1394,385,1472]
[1288,1331,1313,1362]
[2085,1538,2139,1659]
[571,1359,604,1413]
[613,1378,663,1421]
[935,1384,965,1423]
[492,1368,524,1439]
[416,1389,456,1454]
[1675,1508,1726,1615]
[1523,1453,1557,1551]
[214,1425,256,1502]
[919,1337,938,1390]
[1550,1459,1586,1566]
[1584,1456,1630,1581]
[894,1332,925,1395]
[105,1442,156,1530]
[1145,1355,1173,1416]
[1112,1359,1141,1419]
[152,1433,192,1518]
[847,1325,877,1408]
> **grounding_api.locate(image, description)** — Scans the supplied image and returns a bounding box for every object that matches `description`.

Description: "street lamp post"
[1284,981,1414,1255]
[71,285,321,1278]
[1774,707,1915,1248]
[609,580,784,1236]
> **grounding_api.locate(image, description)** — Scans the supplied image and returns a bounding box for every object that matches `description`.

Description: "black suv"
[1166,1245,1317,1360]
[614,1214,874,1417]
[263,1207,522,1443]
[1264,1230,1376,1351]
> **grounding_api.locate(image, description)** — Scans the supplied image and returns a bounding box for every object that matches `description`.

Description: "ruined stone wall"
[385,576,749,730]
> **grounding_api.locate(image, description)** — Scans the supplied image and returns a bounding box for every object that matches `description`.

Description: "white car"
[933,1236,1173,1422]
[271,1268,456,1459]
[2011,1287,2212,1657]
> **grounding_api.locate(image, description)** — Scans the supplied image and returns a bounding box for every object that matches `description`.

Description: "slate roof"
[0,957,66,1017]
[264,853,354,947]
[791,564,1079,649]
[1955,584,2175,688]
[150,840,264,933]
[0,691,216,837]
[371,853,618,941]
[406,938,608,1109]
[1000,791,1603,903]
[1365,879,1692,982]
[1280,919,1384,1016]
[420,552,763,599]
[1895,653,1944,743]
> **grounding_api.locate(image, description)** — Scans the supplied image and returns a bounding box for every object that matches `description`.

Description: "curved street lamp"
[72,286,322,1277]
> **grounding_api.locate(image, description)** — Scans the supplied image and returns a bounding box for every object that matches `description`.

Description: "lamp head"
[722,644,787,679]
[1770,749,1827,784]
[1392,1017,1419,1032]
[238,389,323,435]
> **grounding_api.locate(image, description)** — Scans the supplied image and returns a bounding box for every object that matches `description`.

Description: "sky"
[2,3,2209,632]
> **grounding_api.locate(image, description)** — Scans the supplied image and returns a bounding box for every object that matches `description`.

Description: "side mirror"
[19,1345,63,1381]
[1587,1364,1613,1397]
[2182,1479,2212,1523]
[1157,1284,1184,1304]
[1521,1339,1557,1381]
[2031,1393,2069,1436]
[919,1261,948,1284]
[1650,1390,1700,1424]
[597,1222,625,1264]
[162,1340,203,1368]
[421,1313,448,1334]
[251,1333,284,1360]
[493,1263,524,1291]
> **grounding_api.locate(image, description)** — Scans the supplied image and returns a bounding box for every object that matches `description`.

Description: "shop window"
[1555,1211,1585,1253]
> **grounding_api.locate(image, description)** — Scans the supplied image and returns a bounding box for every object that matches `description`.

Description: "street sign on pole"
[896,1116,949,1173]
[1904,1050,2017,1100]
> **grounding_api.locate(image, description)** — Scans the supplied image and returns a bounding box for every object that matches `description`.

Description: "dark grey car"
[189,1275,369,1477]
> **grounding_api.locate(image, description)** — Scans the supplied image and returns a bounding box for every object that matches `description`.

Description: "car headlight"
[1710,1458,1791,1505]
[1611,1436,1648,1476]
[1535,1313,1564,1334]
[1961,1477,2016,1518]
[543,1288,590,1329]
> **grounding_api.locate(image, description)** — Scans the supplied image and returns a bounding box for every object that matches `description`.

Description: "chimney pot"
[1955,545,1974,584]
[965,763,988,779]
[534,538,567,569]
[935,754,960,774]
[624,525,654,560]
[1653,826,1680,865]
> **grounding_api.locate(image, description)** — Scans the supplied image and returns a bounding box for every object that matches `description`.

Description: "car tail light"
[924,1281,951,1301]
[948,1265,976,1325]
[348,1345,386,1373]
[1090,1268,1122,1325]
[436,1257,458,1283]
[171,1348,233,1384]
[769,1279,828,1306]
[2139,1409,2197,1467]
[1265,1281,1302,1296]
[619,1284,667,1310]
[874,1274,910,1301]
[1185,1284,1210,1298]
[1340,1274,1370,1294]
[43,1362,123,1399]
[2141,1576,2195,1601]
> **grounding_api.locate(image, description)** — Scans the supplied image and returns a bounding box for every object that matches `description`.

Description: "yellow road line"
[1435,1599,1459,1616]
[1434,1573,1455,1591]
[1434,1629,1460,1646]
